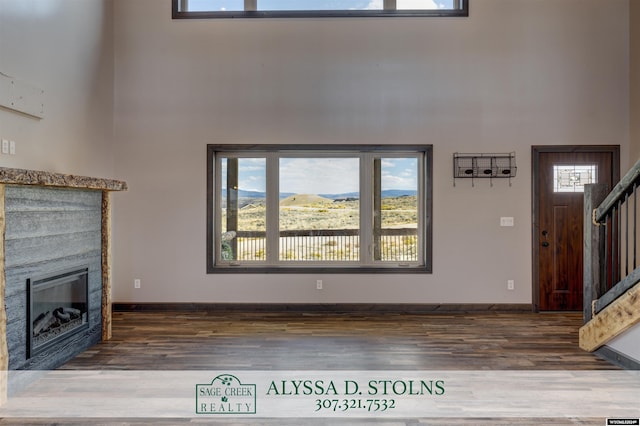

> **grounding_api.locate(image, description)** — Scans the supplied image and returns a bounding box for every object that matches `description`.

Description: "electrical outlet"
[1,139,8,154]
[134,279,141,289]
[500,217,514,227]
[507,280,515,290]
[316,280,323,290]
[9,140,15,155]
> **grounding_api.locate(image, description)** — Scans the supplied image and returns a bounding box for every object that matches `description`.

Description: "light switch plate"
[500,217,514,227]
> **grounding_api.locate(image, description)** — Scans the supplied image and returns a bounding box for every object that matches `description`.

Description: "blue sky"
[222,157,417,194]
[187,0,456,12]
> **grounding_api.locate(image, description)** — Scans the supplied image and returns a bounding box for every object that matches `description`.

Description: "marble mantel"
[0,167,127,402]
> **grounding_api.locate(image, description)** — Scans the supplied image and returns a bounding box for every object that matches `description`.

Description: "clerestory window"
[174,0,468,18]
[207,144,432,273]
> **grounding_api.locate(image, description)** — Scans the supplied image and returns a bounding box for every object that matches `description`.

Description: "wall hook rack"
[453,152,517,187]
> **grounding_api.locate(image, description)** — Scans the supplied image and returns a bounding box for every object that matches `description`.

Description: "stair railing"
[584,158,640,322]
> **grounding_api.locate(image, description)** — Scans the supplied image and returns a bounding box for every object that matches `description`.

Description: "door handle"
[541,230,549,247]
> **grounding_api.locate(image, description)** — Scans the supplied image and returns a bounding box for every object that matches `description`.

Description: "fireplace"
[1,171,126,374]
[27,267,90,359]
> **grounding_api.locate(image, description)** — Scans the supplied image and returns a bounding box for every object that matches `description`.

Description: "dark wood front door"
[533,147,619,311]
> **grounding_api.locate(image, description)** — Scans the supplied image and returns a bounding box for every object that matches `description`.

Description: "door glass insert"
[553,165,598,193]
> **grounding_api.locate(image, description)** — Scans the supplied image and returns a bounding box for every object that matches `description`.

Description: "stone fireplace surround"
[0,167,126,399]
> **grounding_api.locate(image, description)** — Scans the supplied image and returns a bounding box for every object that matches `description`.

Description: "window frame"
[207,144,432,274]
[174,0,468,19]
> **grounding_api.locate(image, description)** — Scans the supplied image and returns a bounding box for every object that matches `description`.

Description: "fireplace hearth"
[27,267,89,358]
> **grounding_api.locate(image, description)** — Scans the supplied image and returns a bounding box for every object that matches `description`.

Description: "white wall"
[0,0,115,179]
[608,326,640,365]
[111,0,630,304]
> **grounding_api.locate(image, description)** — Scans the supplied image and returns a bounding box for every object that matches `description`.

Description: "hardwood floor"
[61,311,614,371]
[1,310,621,425]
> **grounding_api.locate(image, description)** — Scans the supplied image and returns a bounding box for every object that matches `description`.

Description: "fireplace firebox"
[27,267,90,358]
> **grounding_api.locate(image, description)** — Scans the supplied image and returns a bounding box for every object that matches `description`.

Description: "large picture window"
[174,0,468,18]
[207,145,432,273]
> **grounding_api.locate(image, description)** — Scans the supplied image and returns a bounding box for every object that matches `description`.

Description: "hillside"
[279,194,334,207]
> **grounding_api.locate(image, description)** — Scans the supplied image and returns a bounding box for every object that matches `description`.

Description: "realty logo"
[196,374,257,415]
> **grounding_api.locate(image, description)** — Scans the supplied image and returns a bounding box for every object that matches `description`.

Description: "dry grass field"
[224,194,418,231]
[222,195,419,261]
